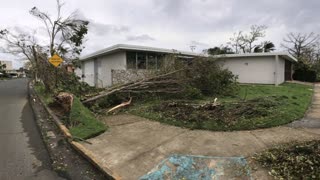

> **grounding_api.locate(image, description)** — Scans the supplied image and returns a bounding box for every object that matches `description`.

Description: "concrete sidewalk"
[80,84,320,180]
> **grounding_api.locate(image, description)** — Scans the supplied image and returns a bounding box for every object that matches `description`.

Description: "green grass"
[128,83,314,131]
[69,97,106,139]
[34,83,106,139]
[34,83,54,105]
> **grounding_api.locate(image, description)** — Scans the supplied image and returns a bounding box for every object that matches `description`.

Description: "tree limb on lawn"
[107,97,132,113]
[82,69,185,104]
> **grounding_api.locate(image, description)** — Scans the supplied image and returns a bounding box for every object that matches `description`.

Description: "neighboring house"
[0,60,13,70]
[214,52,297,85]
[77,44,200,87]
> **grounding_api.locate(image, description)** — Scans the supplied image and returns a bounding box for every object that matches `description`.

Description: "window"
[126,52,136,69]
[126,51,166,70]
[156,54,165,69]
[148,53,157,69]
[137,53,146,69]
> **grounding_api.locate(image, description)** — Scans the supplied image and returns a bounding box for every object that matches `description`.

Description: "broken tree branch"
[83,69,185,104]
[107,97,132,113]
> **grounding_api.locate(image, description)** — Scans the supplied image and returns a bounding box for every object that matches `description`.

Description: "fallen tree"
[82,69,185,104]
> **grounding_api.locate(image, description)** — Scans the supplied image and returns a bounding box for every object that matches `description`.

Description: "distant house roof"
[214,52,298,62]
[80,44,202,61]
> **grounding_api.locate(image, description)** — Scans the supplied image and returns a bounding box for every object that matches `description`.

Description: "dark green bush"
[293,62,317,82]
[183,86,203,99]
[186,58,238,96]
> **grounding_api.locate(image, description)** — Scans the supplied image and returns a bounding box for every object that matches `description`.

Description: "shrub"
[186,58,238,96]
[183,86,203,99]
[293,62,317,82]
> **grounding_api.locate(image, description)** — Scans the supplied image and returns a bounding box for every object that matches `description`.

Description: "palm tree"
[254,41,275,53]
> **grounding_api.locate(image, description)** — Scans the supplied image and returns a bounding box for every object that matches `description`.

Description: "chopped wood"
[107,97,132,113]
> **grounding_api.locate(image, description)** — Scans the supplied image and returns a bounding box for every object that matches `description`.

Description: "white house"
[214,52,297,85]
[77,44,200,87]
[0,60,13,70]
[77,44,297,88]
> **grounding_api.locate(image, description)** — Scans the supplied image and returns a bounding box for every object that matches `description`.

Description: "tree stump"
[55,92,74,113]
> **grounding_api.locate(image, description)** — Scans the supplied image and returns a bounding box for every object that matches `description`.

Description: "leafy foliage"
[255,140,320,179]
[293,62,317,82]
[186,58,239,96]
[206,46,234,55]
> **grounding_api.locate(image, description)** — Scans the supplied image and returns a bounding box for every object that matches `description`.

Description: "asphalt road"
[0,79,63,180]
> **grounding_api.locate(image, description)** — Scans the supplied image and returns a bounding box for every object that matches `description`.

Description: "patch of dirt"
[29,88,110,180]
[152,96,287,127]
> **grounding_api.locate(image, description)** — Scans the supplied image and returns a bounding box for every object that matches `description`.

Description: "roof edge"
[213,52,298,62]
[80,44,202,61]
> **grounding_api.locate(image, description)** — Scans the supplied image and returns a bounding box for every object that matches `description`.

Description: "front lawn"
[127,83,313,131]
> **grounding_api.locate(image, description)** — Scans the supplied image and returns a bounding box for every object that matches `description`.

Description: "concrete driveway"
[80,84,320,180]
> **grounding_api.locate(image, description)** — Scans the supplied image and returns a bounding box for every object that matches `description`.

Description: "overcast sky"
[1,0,319,68]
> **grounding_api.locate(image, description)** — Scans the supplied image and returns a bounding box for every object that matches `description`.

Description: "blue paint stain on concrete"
[140,154,252,180]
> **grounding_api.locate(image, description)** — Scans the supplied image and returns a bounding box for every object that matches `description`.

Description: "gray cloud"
[126,34,155,41]
[89,22,130,36]
[190,40,209,47]
[1,0,320,68]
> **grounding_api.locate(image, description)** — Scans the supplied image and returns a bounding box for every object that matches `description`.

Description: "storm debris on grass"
[149,96,284,130]
[254,140,320,179]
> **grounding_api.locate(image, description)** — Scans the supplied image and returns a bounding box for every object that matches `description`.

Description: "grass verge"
[127,83,313,131]
[69,97,106,139]
[34,83,106,139]
[254,140,320,179]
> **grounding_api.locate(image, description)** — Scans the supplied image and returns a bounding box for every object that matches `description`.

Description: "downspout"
[274,55,279,86]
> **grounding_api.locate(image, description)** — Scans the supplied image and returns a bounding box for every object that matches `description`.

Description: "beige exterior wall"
[83,59,95,86]
[276,56,285,85]
[216,56,285,85]
[0,61,13,70]
[76,51,126,87]
[98,51,126,87]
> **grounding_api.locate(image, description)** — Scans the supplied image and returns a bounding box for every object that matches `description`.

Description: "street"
[0,79,62,180]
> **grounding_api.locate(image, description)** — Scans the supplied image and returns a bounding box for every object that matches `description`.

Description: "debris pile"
[151,96,282,128]
[255,140,320,179]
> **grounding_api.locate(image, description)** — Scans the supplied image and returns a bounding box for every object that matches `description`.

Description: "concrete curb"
[28,81,121,180]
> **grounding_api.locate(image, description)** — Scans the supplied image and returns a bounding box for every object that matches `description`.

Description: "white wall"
[98,51,126,87]
[276,57,285,85]
[76,51,126,87]
[83,60,95,86]
[216,56,277,84]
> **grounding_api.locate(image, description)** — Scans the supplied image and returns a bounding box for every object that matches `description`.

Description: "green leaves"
[255,140,320,179]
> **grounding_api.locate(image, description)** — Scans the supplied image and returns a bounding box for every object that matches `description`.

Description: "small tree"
[227,25,272,53]
[281,32,320,63]
[0,0,89,92]
[206,45,234,55]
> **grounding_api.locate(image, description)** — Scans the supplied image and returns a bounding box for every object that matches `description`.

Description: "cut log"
[107,97,132,113]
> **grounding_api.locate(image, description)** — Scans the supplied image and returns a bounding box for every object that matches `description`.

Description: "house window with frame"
[137,53,147,69]
[126,52,136,69]
[147,53,157,69]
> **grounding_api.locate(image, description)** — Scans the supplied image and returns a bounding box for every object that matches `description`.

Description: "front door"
[285,60,292,81]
